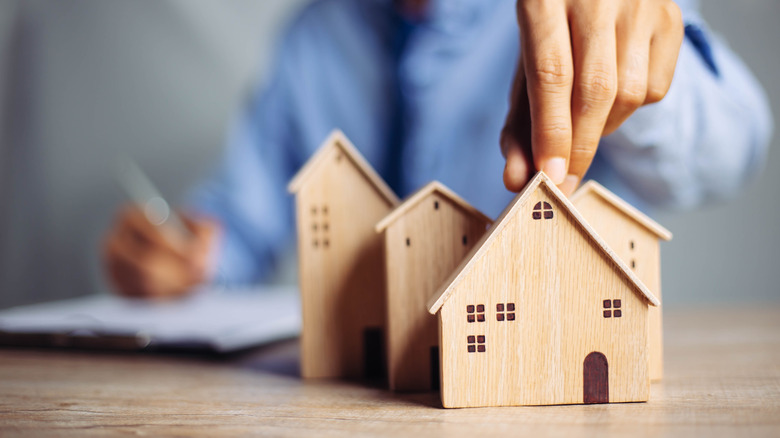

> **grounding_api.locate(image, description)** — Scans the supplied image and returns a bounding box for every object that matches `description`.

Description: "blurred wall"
[0,0,308,308]
[0,0,777,309]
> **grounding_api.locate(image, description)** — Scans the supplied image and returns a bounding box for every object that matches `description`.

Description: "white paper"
[0,286,301,353]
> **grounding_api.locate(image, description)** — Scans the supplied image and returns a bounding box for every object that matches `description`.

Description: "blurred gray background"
[0,0,776,310]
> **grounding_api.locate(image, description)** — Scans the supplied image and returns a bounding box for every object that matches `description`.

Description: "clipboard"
[0,286,301,353]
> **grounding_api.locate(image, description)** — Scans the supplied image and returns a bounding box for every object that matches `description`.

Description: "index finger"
[501,58,535,192]
[517,0,574,185]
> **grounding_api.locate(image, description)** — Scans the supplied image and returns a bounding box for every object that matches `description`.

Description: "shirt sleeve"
[187,33,303,286]
[599,0,773,210]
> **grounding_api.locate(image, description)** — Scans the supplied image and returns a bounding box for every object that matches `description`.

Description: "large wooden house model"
[571,181,672,381]
[288,130,399,379]
[376,181,492,392]
[427,172,660,408]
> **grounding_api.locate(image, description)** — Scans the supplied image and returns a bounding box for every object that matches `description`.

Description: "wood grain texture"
[569,181,672,241]
[433,174,651,407]
[290,131,399,379]
[1,307,779,437]
[571,181,671,382]
[288,130,399,205]
[378,182,491,392]
[429,173,659,313]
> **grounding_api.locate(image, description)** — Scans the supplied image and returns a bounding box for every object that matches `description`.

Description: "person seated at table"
[103,0,772,298]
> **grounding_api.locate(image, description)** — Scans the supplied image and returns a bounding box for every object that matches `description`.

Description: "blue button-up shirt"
[192,0,772,284]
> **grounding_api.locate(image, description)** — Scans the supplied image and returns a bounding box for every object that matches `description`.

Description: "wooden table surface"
[1,306,779,437]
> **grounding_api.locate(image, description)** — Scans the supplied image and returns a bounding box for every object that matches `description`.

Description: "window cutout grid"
[311,205,330,249]
[467,335,486,353]
[603,299,622,318]
[496,303,516,321]
[532,201,554,220]
[466,304,485,323]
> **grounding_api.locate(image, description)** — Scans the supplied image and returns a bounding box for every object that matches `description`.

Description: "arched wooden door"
[583,352,609,404]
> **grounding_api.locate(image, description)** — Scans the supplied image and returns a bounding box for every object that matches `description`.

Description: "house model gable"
[570,181,672,241]
[428,172,659,315]
[376,181,491,232]
[288,129,400,206]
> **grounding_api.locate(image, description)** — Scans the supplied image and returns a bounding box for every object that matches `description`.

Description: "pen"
[115,157,226,288]
[115,158,193,240]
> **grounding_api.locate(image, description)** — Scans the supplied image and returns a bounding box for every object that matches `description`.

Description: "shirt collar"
[425,0,503,35]
[366,0,504,34]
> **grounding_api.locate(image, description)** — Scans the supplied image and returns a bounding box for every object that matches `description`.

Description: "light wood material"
[570,181,672,241]
[428,172,657,408]
[429,173,658,312]
[288,130,399,379]
[288,130,399,204]
[376,182,492,392]
[571,180,672,382]
[1,307,779,437]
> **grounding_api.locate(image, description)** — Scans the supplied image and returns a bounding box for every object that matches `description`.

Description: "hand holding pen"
[102,159,220,299]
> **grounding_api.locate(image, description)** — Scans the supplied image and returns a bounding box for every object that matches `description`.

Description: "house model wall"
[288,130,399,379]
[570,181,672,381]
[427,172,659,408]
[376,181,492,392]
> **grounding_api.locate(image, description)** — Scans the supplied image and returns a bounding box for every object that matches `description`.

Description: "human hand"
[501,0,684,195]
[102,206,219,299]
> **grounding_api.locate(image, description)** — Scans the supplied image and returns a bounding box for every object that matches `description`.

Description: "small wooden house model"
[427,172,659,408]
[570,180,672,381]
[288,130,399,379]
[376,181,492,392]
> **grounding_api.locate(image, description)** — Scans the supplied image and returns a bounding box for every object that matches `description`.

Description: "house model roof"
[287,129,400,206]
[427,172,660,314]
[375,181,492,232]
[570,180,673,241]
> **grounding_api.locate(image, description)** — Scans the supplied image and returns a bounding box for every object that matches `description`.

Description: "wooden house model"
[376,181,492,392]
[570,180,672,381]
[427,172,659,408]
[288,130,399,380]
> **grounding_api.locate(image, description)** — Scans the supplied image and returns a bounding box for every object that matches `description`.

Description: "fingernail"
[504,162,527,193]
[543,157,567,185]
[560,174,580,196]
